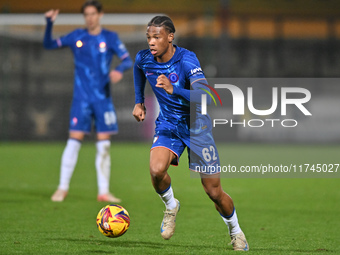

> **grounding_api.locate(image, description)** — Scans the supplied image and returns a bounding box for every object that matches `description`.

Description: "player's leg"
[51,99,92,202]
[188,127,249,251]
[51,131,84,202]
[200,175,234,214]
[150,128,185,208]
[94,98,120,202]
[150,147,177,206]
[200,174,248,251]
[150,147,180,240]
[200,176,239,230]
[95,133,121,203]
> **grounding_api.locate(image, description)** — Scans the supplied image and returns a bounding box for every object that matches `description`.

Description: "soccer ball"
[96,204,130,238]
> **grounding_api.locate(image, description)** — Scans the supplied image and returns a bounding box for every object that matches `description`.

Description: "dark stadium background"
[1,0,340,142]
[0,2,339,254]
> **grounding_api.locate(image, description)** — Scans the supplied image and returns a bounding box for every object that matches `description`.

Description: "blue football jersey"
[44,18,130,102]
[134,45,207,127]
[135,45,219,171]
[58,29,129,102]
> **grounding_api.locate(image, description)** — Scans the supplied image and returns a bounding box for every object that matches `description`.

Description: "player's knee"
[96,140,110,155]
[205,186,222,203]
[149,161,168,180]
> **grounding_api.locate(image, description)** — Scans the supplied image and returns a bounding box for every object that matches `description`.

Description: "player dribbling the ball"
[132,16,249,251]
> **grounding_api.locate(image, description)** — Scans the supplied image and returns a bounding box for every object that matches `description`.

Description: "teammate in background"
[132,16,249,251]
[44,0,132,202]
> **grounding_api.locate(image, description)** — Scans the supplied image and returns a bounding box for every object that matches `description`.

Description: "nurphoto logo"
[201,83,312,128]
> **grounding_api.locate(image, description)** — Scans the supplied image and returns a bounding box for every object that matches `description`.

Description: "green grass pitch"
[0,142,339,254]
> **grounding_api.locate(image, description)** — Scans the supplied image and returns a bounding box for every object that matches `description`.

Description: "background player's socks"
[96,140,111,195]
[220,208,242,236]
[158,184,177,210]
[58,139,81,191]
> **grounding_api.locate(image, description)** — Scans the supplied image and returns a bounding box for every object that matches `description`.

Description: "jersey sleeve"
[108,32,133,73]
[133,52,147,104]
[43,17,76,49]
[43,18,61,49]
[58,30,77,47]
[110,32,130,60]
[172,51,211,104]
[183,52,206,81]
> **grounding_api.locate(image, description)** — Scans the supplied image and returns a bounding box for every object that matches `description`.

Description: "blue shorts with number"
[151,119,220,174]
[69,98,118,134]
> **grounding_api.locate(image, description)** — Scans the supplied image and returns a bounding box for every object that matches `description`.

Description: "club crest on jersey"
[71,117,78,126]
[168,73,179,83]
[99,42,107,53]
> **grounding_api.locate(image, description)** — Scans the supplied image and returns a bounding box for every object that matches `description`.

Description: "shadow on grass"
[49,238,223,251]
[0,187,91,203]
[48,238,337,254]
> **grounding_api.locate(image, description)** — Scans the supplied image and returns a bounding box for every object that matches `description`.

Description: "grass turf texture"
[0,142,339,254]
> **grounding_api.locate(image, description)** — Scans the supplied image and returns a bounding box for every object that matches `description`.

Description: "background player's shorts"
[69,98,118,134]
[151,120,220,174]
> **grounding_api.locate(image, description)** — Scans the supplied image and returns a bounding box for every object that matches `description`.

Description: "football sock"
[220,208,242,236]
[158,184,177,210]
[96,140,111,195]
[58,139,81,191]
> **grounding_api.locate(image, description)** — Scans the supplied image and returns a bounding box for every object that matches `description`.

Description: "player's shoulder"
[176,46,198,60]
[61,29,86,42]
[135,49,152,63]
[175,46,201,71]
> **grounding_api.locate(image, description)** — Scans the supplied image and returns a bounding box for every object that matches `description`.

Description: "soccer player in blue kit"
[132,16,249,251]
[43,0,132,202]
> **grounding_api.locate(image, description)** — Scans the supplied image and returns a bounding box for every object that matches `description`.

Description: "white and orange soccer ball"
[96,204,130,238]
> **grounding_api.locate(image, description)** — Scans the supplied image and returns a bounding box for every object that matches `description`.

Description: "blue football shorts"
[69,98,118,134]
[151,121,220,175]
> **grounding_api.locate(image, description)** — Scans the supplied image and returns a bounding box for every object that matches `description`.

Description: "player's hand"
[45,9,59,22]
[110,70,123,84]
[132,103,146,122]
[156,74,173,95]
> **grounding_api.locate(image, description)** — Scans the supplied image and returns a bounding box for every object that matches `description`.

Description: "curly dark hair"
[148,16,176,34]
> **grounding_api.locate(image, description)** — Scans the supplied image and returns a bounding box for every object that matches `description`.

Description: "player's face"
[83,6,102,32]
[146,26,174,62]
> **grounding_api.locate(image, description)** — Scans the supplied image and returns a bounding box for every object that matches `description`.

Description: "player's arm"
[172,53,211,104]
[156,52,211,103]
[43,9,61,49]
[110,34,133,84]
[109,55,133,84]
[132,60,147,122]
[155,74,173,94]
[173,78,212,104]
[156,75,211,104]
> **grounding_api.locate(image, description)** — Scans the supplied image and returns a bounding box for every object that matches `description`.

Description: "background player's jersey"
[134,45,206,127]
[60,29,129,102]
[44,20,130,102]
